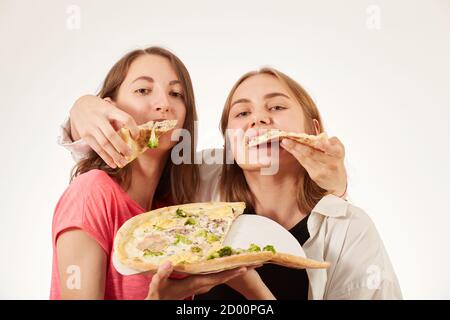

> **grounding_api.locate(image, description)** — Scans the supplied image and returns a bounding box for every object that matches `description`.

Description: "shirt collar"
[311,194,349,218]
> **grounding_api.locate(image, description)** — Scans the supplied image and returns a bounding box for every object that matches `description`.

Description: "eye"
[269,105,286,111]
[135,88,151,96]
[170,91,184,99]
[236,111,250,118]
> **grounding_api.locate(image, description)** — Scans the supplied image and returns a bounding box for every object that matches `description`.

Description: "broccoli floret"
[207,252,220,260]
[247,244,261,252]
[184,217,197,226]
[191,246,202,253]
[263,245,276,253]
[143,250,163,257]
[217,246,233,257]
[196,229,208,238]
[147,129,158,148]
[176,208,188,217]
[174,234,192,245]
[207,233,220,243]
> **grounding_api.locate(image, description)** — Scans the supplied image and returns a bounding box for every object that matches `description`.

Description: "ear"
[312,119,321,135]
[103,97,117,106]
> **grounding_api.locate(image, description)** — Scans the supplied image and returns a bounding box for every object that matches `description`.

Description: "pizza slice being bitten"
[248,129,328,151]
[117,119,177,167]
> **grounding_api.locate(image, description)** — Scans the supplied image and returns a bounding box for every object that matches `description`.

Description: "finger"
[98,120,134,158]
[83,135,117,168]
[324,136,345,158]
[156,261,174,280]
[147,262,173,299]
[91,128,128,168]
[281,139,326,166]
[107,108,140,140]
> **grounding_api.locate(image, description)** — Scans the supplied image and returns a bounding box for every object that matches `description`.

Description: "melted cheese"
[124,203,239,267]
[203,206,234,220]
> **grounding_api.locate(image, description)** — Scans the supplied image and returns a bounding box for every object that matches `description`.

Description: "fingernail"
[120,159,128,167]
[163,261,172,270]
[281,139,292,147]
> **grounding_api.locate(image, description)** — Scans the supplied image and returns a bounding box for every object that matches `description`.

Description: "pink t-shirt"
[50,169,178,300]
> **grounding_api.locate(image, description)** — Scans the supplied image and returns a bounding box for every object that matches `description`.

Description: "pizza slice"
[248,130,328,151]
[114,202,329,274]
[118,119,177,167]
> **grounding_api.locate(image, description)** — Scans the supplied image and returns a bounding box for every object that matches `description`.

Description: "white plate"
[113,214,305,275]
[222,215,306,257]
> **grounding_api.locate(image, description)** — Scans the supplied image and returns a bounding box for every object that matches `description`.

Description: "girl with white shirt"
[60,63,401,299]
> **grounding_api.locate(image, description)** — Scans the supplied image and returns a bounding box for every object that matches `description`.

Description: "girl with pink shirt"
[51,47,250,300]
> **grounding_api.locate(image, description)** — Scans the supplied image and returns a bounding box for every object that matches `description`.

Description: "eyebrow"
[132,76,154,84]
[263,92,290,100]
[230,92,290,108]
[230,98,251,108]
[131,77,181,85]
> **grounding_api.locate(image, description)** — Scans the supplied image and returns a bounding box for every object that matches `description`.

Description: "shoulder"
[315,195,380,241]
[197,149,223,179]
[307,196,402,298]
[54,169,121,219]
[341,203,382,245]
[345,202,377,229]
[71,169,116,188]
[53,170,120,254]
[67,169,120,199]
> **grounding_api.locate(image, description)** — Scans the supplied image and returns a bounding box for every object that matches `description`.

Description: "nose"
[250,111,271,128]
[150,84,170,113]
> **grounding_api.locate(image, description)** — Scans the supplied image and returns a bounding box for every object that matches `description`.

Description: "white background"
[0,0,449,299]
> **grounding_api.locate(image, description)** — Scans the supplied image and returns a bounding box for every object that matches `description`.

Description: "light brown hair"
[71,47,199,205]
[219,67,327,214]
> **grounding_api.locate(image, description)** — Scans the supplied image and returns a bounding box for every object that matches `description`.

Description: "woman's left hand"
[280,136,347,198]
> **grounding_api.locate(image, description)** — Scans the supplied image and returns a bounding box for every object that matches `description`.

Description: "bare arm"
[57,229,249,300]
[56,229,107,299]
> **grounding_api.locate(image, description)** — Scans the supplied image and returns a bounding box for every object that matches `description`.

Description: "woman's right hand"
[145,262,248,300]
[70,94,140,168]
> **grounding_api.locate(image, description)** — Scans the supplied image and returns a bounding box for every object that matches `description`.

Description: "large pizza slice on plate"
[114,202,329,274]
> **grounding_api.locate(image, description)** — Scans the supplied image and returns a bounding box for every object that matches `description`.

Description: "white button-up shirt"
[58,120,402,299]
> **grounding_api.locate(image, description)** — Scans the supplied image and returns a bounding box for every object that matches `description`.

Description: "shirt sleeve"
[52,174,114,254]
[324,206,403,300]
[57,117,92,162]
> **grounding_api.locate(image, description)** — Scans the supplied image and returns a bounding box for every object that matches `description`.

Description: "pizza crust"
[124,251,274,274]
[248,130,328,151]
[269,253,330,269]
[113,201,330,275]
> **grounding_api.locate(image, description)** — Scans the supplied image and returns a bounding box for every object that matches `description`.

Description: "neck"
[244,164,307,229]
[127,150,169,211]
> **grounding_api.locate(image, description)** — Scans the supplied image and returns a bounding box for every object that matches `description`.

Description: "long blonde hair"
[71,46,199,204]
[219,67,327,214]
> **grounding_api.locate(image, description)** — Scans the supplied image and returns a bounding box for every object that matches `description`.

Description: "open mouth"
[248,140,278,150]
